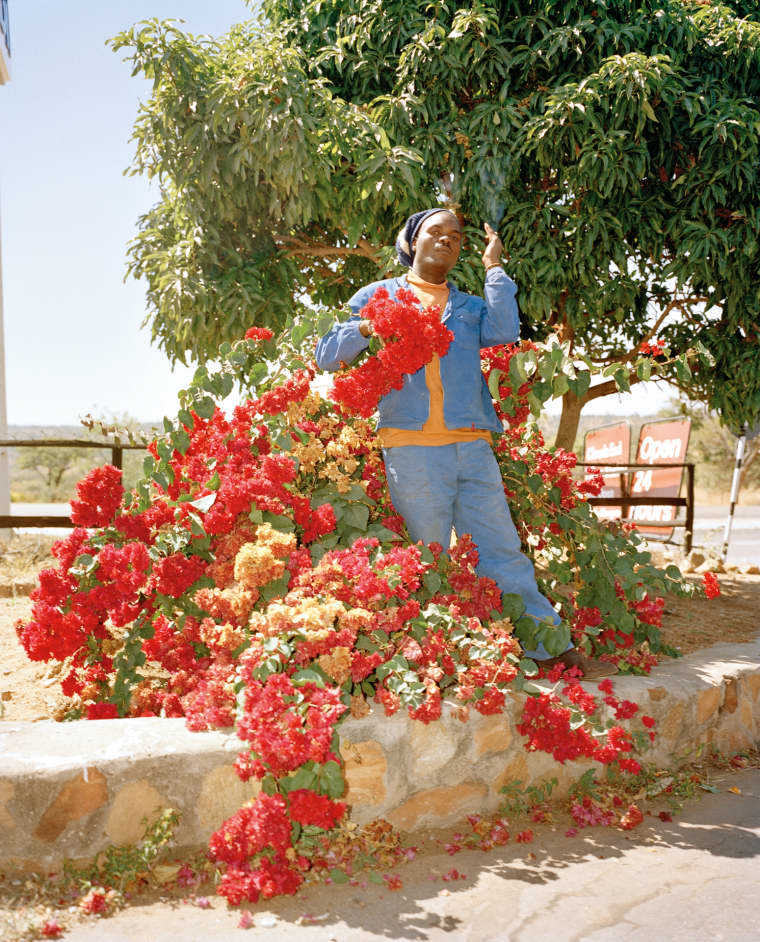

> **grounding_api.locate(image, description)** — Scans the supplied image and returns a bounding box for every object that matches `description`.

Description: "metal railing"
[0,438,147,527]
[577,461,695,554]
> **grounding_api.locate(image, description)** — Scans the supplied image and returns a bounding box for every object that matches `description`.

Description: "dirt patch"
[0,532,56,598]
[660,573,760,654]
[0,596,69,722]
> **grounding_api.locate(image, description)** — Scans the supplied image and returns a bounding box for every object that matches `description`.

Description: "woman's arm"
[479,224,520,347]
[315,282,381,371]
[480,266,520,348]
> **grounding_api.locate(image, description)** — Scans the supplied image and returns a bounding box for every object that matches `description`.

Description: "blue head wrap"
[395,208,458,267]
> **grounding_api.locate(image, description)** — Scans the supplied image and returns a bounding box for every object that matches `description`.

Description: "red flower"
[619,803,644,830]
[40,920,63,938]
[70,465,124,527]
[85,702,119,720]
[152,553,207,597]
[703,572,720,599]
[331,287,453,417]
[245,326,274,342]
[288,790,346,830]
[302,503,337,543]
[80,887,108,914]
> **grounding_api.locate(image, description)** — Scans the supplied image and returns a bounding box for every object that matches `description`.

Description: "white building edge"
[1,0,11,528]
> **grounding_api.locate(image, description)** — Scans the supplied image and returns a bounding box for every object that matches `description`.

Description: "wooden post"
[685,462,695,555]
[111,443,123,470]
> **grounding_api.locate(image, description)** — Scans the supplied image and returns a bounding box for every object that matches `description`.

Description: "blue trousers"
[382,440,563,659]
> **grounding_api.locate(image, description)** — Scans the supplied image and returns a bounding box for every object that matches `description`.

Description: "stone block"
[387,782,488,831]
[409,717,460,778]
[196,765,260,832]
[0,781,15,830]
[490,752,531,797]
[657,702,686,746]
[648,687,668,702]
[34,768,108,843]
[685,551,705,571]
[745,673,760,701]
[739,697,755,731]
[105,780,167,846]
[697,687,721,725]
[341,740,387,806]
[722,680,738,715]
[472,714,513,758]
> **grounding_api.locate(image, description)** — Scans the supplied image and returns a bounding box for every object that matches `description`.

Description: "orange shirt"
[378,271,492,448]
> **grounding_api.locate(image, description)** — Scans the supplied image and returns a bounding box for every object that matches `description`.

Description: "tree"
[112,0,760,446]
[661,398,760,498]
[12,413,147,502]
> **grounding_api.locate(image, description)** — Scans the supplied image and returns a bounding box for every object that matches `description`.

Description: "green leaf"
[292,668,326,687]
[500,593,526,621]
[189,493,216,513]
[613,368,631,393]
[487,368,503,400]
[342,502,369,531]
[318,760,346,799]
[263,511,296,533]
[194,396,216,420]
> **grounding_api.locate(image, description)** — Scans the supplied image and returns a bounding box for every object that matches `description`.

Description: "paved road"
[62,769,760,942]
[688,506,760,567]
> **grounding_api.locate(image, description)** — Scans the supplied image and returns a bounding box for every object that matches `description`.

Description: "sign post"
[720,422,753,563]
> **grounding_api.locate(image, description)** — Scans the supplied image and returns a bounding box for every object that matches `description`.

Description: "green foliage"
[500,776,559,816]
[112,1,760,434]
[63,808,180,892]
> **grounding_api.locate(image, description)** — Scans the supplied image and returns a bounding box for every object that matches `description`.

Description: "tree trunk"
[554,389,585,453]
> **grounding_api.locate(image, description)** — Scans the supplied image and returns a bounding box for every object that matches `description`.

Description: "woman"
[317,208,612,676]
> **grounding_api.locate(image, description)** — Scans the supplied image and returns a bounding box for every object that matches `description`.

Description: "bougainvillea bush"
[17,298,709,904]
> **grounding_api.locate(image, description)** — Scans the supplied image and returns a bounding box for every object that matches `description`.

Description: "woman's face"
[412,212,462,273]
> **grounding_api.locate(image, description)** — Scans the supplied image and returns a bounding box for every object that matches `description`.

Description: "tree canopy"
[113,0,760,444]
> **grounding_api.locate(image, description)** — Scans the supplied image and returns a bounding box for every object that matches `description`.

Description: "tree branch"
[587,295,711,366]
[277,235,381,263]
[583,371,644,403]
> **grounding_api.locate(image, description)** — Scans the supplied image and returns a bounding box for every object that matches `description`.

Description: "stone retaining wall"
[1,638,759,872]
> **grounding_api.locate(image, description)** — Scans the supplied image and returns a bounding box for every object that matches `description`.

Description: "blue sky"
[0,0,252,426]
[0,0,669,427]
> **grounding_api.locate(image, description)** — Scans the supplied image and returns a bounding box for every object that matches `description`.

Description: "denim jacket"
[315,267,520,433]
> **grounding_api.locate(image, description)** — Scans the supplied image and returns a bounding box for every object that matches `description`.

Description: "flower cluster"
[703,572,721,599]
[639,339,666,356]
[15,313,712,907]
[516,679,649,775]
[331,287,453,417]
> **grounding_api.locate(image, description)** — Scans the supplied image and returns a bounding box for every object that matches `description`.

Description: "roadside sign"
[629,417,691,540]
[583,421,631,520]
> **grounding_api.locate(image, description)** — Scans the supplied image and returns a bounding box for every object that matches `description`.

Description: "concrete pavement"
[62,768,760,942]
